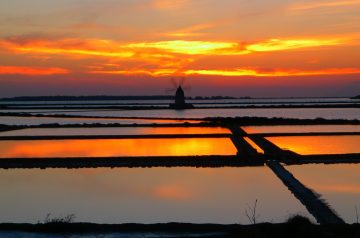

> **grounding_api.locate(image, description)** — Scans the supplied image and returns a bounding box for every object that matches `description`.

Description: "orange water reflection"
[0,138,236,158]
[153,184,195,201]
[140,127,229,134]
[0,167,312,223]
[244,137,264,154]
[267,136,360,155]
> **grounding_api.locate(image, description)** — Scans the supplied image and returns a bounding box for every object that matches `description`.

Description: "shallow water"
[242,125,360,134]
[0,127,229,137]
[0,167,312,224]
[0,99,358,225]
[286,164,360,223]
[0,116,200,126]
[266,136,360,155]
[0,138,236,158]
[37,108,360,120]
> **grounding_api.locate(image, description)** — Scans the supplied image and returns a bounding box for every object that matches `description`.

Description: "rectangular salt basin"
[0,127,229,137]
[0,138,236,158]
[242,125,360,134]
[0,116,201,126]
[39,108,360,120]
[0,167,312,224]
[286,164,360,223]
[266,136,360,155]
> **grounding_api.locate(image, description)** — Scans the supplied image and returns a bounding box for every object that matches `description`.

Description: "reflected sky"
[0,167,312,224]
[286,164,360,224]
[243,125,360,134]
[0,138,236,158]
[267,136,360,155]
[244,137,264,154]
[0,116,201,126]
[0,127,229,136]
[38,108,360,120]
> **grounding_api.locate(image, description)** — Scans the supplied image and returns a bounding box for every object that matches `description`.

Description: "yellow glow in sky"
[184,68,360,77]
[0,0,359,96]
[246,38,347,52]
[127,40,238,55]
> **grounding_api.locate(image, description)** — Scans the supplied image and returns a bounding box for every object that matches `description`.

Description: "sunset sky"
[0,0,359,97]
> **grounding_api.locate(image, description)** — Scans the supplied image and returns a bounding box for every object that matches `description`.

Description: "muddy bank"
[0,221,359,237]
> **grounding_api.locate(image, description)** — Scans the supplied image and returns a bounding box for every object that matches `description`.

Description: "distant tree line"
[0,95,247,101]
[0,96,174,101]
[189,96,249,100]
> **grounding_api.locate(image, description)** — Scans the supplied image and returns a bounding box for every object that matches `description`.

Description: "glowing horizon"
[0,0,359,97]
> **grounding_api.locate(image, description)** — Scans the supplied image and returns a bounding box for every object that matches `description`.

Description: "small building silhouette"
[169,86,194,109]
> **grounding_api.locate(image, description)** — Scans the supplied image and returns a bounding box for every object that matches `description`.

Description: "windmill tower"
[175,85,185,105]
[168,78,194,109]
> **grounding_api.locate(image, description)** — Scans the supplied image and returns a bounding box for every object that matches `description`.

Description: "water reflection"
[286,164,360,223]
[38,108,360,120]
[0,138,236,158]
[0,116,201,126]
[0,167,312,224]
[244,137,264,154]
[0,127,229,137]
[243,125,360,134]
[266,136,360,155]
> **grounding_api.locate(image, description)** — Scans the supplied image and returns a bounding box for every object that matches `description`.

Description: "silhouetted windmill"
[167,77,194,109]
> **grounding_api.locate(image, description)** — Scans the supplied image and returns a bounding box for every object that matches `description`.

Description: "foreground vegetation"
[0,216,359,238]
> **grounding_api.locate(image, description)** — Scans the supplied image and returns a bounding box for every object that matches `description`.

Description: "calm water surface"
[0,138,236,158]
[0,167,312,224]
[0,116,200,126]
[286,164,360,223]
[0,127,229,136]
[243,125,360,134]
[267,136,360,155]
[34,108,360,120]
[0,100,358,225]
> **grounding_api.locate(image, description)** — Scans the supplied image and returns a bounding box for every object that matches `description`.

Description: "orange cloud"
[0,66,69,75]
[245,38,347,52]
[0,35,352,60]
[89,69,179,76]
[152,0,189,10]
[126,37,349,55]
[184,68,360,77]
[90,67,360,77]
[1,35,358,78]
[290,0,360,11]
[164,24,215,37]
[127,40,239,55]
[0,38,134,58]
